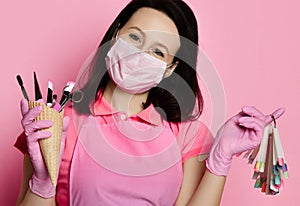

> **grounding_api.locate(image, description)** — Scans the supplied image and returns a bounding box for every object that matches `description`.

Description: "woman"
[15,0,284,205]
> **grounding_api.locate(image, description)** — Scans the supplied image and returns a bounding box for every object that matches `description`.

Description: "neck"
[103,80,149,116]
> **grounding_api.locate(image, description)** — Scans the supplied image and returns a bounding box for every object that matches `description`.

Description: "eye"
[152,48,164,58]
[129,33,141,43]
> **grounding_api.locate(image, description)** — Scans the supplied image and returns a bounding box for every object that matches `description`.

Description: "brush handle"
[21,87,29,101]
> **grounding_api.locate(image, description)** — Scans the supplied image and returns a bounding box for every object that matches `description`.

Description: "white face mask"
[105,38,168,94]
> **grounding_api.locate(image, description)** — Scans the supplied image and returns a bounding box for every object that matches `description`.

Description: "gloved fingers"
[20,99,44,116]
[28,130,52,143]
[24,120,53,136]
[241,106,265,121]
[247,130,261,148]
[238,118,264,138]
[36,99,44,103]
[265,107,286,125]
[20,99,29,116]
[238,116,264,127]
[230,112,244,123]
[21,106,43,127]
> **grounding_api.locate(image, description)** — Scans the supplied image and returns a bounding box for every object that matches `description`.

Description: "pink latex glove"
[20,99,69,198]
[206,106,285,176]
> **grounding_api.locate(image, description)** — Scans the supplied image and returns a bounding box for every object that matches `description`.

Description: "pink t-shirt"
[15,97,214,205]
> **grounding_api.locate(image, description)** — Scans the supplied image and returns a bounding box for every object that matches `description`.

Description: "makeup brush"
[46,81,53,107]
[59,81,75,105]
[34,71,43,101]
[16,75,29,101]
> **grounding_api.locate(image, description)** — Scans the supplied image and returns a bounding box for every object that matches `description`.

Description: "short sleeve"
[14,132,28,155]
[171,120,215,162]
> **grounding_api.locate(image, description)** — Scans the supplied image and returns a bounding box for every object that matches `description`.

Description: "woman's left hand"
[206,106,285,176]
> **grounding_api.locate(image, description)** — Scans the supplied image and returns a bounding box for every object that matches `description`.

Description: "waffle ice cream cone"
[29,101,64,186]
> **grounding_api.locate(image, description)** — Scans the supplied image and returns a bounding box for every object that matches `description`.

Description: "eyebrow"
[127,26,170,55]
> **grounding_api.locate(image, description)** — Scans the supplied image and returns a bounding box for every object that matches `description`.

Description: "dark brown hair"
[74,0,203,122]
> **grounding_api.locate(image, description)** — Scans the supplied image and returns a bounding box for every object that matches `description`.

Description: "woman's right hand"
[20,99,69,198]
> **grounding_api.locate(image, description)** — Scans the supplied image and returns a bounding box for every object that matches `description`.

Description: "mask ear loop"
[166,62,174,69]
[111,29,120,46]
[166,61,179,69]
[113,24,120,42]
[115,29,120,40]
[163,61,179,78]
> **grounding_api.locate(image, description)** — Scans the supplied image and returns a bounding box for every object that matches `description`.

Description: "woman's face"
[117,7,181,66]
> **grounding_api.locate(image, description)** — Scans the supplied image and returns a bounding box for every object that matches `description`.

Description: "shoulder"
[168,119,215,162]
[168,119,210,139]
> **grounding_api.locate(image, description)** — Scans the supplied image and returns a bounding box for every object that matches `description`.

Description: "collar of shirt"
[92,96,163,126]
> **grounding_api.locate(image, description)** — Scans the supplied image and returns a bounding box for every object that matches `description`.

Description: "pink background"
[1,0,299,205]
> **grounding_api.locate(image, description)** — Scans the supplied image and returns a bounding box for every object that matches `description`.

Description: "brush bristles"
[48,81,53,90]
[16,75,23,86]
